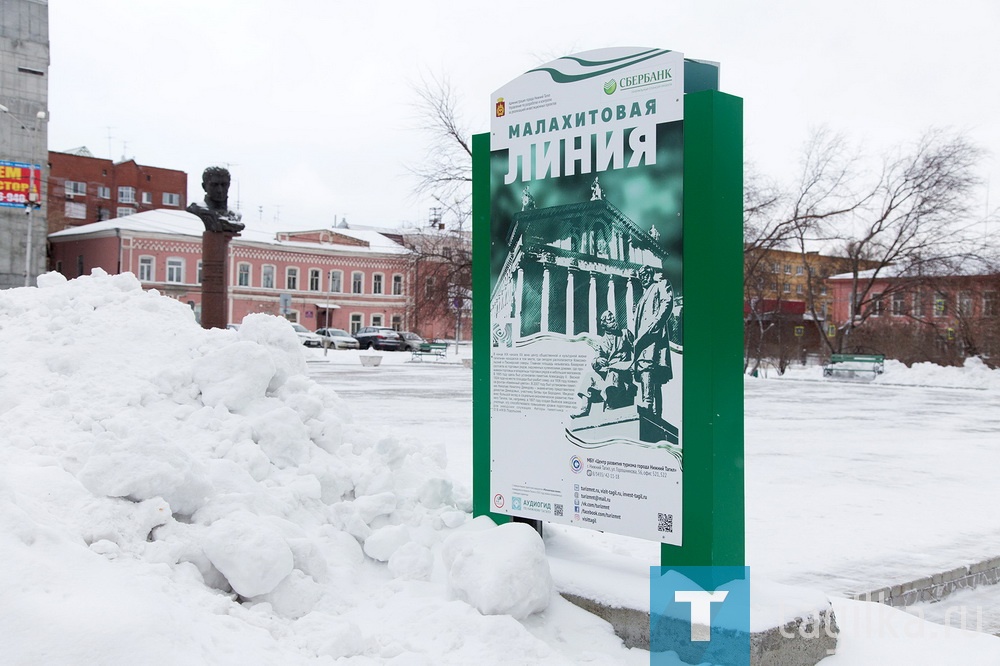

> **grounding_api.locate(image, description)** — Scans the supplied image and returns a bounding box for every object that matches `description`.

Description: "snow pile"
[442,517,553,619]
[876,357,1000,389]
[775,356,1000,389]
[0,272,625,665]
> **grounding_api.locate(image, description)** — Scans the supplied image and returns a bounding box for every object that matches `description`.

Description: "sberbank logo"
[603,79,617,95]
[619,68,673,91]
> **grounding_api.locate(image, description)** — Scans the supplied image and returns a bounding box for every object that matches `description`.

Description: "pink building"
[48,209,414,334]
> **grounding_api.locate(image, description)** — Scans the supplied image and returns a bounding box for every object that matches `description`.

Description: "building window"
[196,261,203,285]
[237,263,250,287]
[118,186,135,204]
[912,291,924,318]
[329,270,342,293]
[891,292,906,316]
[116,207,134,217]
[984,292,998,317]
[141,192,153,205]
[872,293,883,316]
[392,274,403,295]
[163,192,181,206]
[959,291,973,317]
[820,284,827,296]
[97,186,111,199]
[426,276,435,297]
[372,314,384,327]
[65,202,86,219]
[795,265,803,275]
[262,265,275,289]
[782,283,790,294]
[309,269,320,291]
[795,284,804,295]
[97,207,110,221]
[391,315,402,331]
[286,267,299,290]
[350,313,362,334]
[933,293,947,317]
[138,256,154,282]
[373,273,384,295]
[771,262,780,273]
[65,180,86,195]
[352,271,363,294]
[166,258,184,283]
[784,264,791,275]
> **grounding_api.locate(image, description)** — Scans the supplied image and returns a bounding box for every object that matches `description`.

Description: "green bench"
[411,342,449,362]
[823,353,885,380]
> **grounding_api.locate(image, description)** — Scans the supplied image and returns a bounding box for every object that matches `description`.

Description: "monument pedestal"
[201,231,238,330]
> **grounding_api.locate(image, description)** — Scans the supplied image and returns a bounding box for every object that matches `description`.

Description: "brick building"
[47,209,461,338]
[46,148,188,233]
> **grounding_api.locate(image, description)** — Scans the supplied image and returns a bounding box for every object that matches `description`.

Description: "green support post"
[472,131,510,525]
[661,90,745,567]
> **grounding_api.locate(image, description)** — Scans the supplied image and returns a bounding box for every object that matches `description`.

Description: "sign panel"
[488,48,685,544]
[0,160,42,208]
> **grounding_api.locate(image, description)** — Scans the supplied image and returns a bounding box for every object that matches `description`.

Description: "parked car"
[354,326,403,351]
[291,323,323,347]
[398,331,427,352]
[315,327,360,350]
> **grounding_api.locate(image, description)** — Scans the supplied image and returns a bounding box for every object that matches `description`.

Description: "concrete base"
[562,592,837,666]
[359,355,382,367]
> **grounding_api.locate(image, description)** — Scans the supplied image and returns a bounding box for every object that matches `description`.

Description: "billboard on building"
[0,160,42,208]
[488,48,685,544]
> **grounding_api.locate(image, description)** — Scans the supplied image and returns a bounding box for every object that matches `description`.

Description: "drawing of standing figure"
[632,265,674,419]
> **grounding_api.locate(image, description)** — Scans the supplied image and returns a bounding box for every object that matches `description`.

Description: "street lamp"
[0,104,47,286]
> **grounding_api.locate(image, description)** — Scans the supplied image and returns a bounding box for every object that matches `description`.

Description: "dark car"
[398,331,427,352]
[353,326,404,351]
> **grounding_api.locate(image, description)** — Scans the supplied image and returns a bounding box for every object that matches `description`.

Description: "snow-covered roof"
[49,209,411,255]
[828,258,999,281]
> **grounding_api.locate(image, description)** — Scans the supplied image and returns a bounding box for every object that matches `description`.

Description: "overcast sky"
[46,0,1000,232]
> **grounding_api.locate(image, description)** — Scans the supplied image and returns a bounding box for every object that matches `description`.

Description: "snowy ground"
[3,272,1000,664]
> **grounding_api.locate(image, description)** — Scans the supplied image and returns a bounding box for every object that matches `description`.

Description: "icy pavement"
[307,350,1000,634]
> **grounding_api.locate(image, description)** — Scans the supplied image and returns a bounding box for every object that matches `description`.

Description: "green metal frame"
[661,90,745,567]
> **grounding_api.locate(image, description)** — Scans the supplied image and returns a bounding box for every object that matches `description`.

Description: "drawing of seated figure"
[571,310,637,418]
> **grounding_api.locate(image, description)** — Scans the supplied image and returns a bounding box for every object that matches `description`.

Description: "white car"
[315,327,360,350]
[291,323,323,347]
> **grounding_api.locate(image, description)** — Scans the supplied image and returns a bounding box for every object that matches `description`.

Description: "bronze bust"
[187,166,245,233]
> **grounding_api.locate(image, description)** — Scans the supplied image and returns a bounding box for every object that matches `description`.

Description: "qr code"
[554,504,563,517]
[658,512,673,533]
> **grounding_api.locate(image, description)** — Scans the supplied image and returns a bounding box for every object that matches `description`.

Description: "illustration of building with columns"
[491,193,670,346]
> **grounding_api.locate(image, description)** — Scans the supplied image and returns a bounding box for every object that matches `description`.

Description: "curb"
[851,555,1000,608]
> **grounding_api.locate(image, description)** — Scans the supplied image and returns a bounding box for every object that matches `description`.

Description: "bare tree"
[404,75,478,341]
[409,74,473,230]
[743,129,868,372]
[828,129,986,352]
[399,227,472,340]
